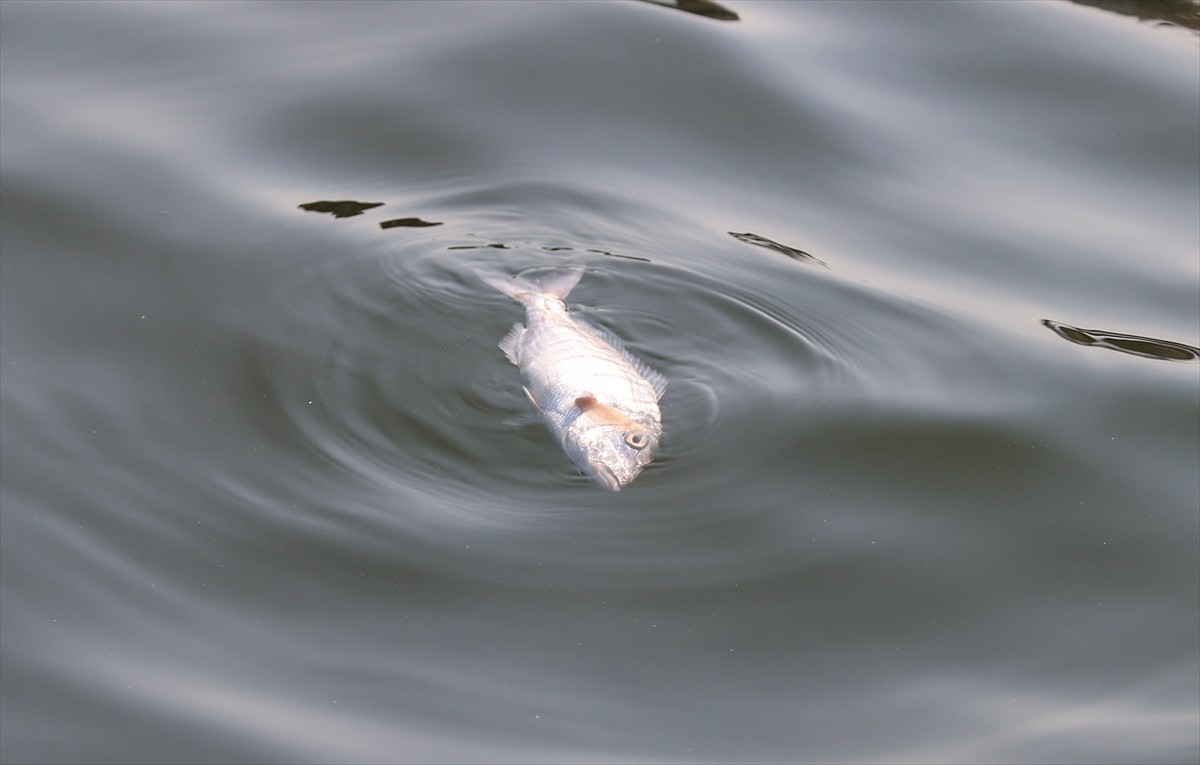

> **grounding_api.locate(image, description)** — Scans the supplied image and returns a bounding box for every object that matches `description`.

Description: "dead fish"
[479,266,666,491]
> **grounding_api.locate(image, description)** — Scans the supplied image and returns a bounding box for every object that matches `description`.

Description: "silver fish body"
[479,266,666,491]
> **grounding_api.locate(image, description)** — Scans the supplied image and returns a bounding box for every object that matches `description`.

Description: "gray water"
[2,1,1198,763]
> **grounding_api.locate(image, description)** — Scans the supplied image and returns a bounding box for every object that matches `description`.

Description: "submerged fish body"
[479,266,666,491]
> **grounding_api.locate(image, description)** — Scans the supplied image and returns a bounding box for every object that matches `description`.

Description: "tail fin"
[477,265,585,302]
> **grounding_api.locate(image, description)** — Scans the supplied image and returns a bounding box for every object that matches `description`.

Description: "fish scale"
[479,266,666,491]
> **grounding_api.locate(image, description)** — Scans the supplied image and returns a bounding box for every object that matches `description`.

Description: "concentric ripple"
[227,232,1020,587]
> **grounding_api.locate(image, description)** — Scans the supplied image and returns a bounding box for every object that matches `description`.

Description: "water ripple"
[223,233,1021,588]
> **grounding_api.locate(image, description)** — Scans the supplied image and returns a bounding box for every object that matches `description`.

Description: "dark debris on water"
[298,200,384,218]
[380,217,442,229]
[1043,320,1200,362]
[729,231,827,268]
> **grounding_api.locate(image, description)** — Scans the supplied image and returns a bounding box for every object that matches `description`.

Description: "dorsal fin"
[574,395,641,429]
[575,320,667,400]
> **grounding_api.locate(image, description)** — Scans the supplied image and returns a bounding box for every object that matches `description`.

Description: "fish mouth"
[589,462,622,492]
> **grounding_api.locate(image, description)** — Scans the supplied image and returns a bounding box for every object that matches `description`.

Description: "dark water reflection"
[2,1,1197,763]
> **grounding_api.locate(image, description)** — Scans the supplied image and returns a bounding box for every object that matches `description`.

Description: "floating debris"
[445,243,649,262]
[1043,320,1199,362]
[637,0,739,22]
[729,231,827,268]
[298,200,384,219]
[585,248,652,263]
[1069,0,1199,31]
[380,217,442,229]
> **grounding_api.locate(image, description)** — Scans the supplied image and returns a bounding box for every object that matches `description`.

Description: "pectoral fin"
[523,386,542,411]
[574,394,639,429]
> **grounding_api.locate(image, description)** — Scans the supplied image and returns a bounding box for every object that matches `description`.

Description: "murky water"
[2,1,1197,762]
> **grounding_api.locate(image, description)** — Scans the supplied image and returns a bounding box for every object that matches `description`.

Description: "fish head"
[565,396,661,491]
[568,422,661,492]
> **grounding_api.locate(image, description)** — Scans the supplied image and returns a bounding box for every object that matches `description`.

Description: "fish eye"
[624,431,649,450]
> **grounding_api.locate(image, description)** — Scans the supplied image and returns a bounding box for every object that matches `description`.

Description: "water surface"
[1,1,1197,763]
